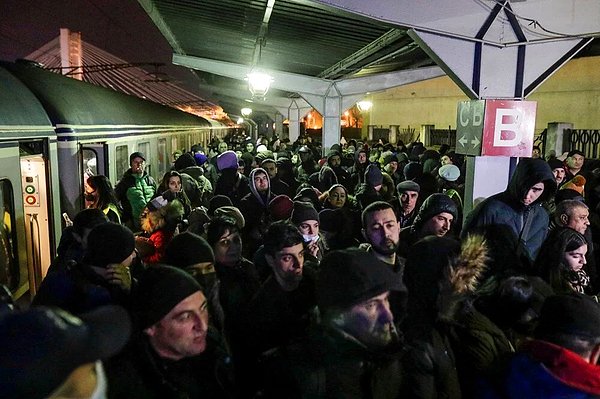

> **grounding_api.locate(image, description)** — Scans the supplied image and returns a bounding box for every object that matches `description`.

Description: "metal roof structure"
[138,0,600,118]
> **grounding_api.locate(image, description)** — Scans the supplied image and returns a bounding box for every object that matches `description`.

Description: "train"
[0,60,232,301]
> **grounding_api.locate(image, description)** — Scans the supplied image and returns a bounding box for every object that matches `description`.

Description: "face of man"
[532,148,541,158]
[400,191,419,215]
[357,152,367,164]
[329,155,341,168]
[553,167,566,185]
[363,208,400,255]
[262,162,277,179]
[440,155,452,165]
[213,229,242,267]
[421,212,453,237]
[567,154,585,171]
[266,243,304,290]
[145,291,209,361]
[566,206,590,234]
[254,172,269,193]
[246,143,254,153]
[564,244,588,272]
[298,220,319,239]
[131,157,145,176]
[217,141,228,154]
[340,291,394,349]
[522,182,545,206]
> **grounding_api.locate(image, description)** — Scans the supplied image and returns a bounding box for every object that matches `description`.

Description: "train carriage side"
[0,64,61,300]
[5,61,218,218]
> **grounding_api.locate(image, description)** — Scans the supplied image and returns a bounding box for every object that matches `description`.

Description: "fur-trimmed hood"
[140,199,184,233]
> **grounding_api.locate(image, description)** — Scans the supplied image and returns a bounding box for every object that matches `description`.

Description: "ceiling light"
[241,107,252,117]
[357,100,373,112]
[247,70,273,99]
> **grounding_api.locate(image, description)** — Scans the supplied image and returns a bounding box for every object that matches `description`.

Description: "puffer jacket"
[462,158,557,266]
[115,169,156,230]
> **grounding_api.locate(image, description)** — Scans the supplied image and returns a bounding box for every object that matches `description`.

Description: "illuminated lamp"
[356,100,373,112]
[241,107,252,117]
[236,117,244,124]
[246,70,273,98]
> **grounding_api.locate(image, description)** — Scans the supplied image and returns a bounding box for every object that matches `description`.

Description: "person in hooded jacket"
[239,168,274,257]
[462,158,557,268]
[214,150,249,207]
[172,152,213,207]
[347,147,369,194]
[295,145,319,183]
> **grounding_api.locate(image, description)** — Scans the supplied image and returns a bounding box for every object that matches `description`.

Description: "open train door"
[20,154,52,293]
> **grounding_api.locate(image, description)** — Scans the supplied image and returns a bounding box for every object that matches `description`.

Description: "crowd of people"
[2,134,600,398]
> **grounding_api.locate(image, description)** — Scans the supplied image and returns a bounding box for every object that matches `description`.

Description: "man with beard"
[260,158,291,196]
[242,221,318,395]
[325,149,351,190]
[258,248,407,398]
[399,193,458,258]
[361,201,403,273]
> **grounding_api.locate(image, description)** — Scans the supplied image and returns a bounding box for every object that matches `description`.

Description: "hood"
[249,167,271,207]
[173,152,196,170]
[412,193,458,232]
[140,199,184,233]
[507,158,557,205]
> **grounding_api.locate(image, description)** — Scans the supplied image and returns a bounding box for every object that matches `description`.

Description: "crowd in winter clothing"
[4,134,600,399]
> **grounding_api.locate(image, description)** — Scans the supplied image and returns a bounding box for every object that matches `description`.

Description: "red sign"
[481,100,536,156]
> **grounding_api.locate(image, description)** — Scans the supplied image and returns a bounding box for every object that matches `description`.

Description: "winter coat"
[477,340,600,399]
[106,330,234,399]
[462,158,557,266]
[136,200,184,264]
[115,169,156,231]
[239,168,273,257]
[258,326,406,399]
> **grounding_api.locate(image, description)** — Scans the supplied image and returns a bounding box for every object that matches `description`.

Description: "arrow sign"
[459,135,468,146]
[471,136,480,147]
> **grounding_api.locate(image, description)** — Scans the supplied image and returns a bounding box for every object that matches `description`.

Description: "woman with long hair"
[84,175,122,224]
[535,227,591,295]
[156,170,192,218]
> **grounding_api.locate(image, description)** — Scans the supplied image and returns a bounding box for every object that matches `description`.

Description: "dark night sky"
[0,0,201,93]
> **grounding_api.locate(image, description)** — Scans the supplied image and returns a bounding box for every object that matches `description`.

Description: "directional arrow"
[458,135,468,147]
[471,136,480,147]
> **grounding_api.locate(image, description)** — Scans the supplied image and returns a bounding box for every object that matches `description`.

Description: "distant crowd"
[2,133,600,399]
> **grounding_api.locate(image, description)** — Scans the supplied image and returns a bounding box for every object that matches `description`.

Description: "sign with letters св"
[456,99,537,157]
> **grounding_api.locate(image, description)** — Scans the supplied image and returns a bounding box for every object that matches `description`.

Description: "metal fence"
[429,128,456,148]
[566,129,600,159]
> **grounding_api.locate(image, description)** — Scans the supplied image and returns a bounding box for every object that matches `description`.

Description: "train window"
[115,145,129,179]
[137,142,151,178]
[171,137,178,153]
[158,139,167,178]
[81,148,98,185]
[0,179,19,290]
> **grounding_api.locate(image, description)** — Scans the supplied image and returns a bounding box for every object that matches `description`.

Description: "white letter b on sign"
[493,108,522,147]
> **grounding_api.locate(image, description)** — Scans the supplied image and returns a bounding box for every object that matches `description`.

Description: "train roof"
[2,61,211,129]
[0,65,55,136]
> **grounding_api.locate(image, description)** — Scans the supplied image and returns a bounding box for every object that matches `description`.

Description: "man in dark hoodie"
[462,158,557,267]
[347,147,369,194]
[325,149,351,190]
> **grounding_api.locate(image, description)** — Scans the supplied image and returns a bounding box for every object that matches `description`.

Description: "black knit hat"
[547,158,565,171]
[133,265,202,330]
[208,195,233,216]
[413,193,458,230]
[129,151,145,164]
[536,293,600,338]
[84,222,135,267]
[291,201,319,225]
[164,232,214,268]
[365,164,383,186]
[317,248,406,312]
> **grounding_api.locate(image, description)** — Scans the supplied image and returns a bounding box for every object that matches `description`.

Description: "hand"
[306,240,320,258]
[105,263,132,292]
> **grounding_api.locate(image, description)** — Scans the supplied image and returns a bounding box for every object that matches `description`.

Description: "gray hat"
[396,180,421,193]
[438,164,461,182]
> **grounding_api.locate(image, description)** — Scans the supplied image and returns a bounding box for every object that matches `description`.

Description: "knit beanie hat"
[554,188,584,203]
[318,208,344,233]
[560,175,586,195]
[291,201,319,225]
[536,293,600,339]
[194,153,208,166]
[216,150,238,171]
[404,161,423,180]
[413,193,458,230]
[214,206,245,230]
[129,151,145,164]
[208,195,233,216]
[84,222,135,267]
[268,195,294,221]
[438,164,461,182]
[547,158,565,171]
[164,232,214,268]
[365,164,383,186]
[173,152,196,170]
[317,248,406,312]
[396,180,420,194]
[134,265,201,330]
[293,187,320,209]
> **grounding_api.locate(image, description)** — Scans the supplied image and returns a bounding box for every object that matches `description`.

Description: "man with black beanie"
[105,265,233,398]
